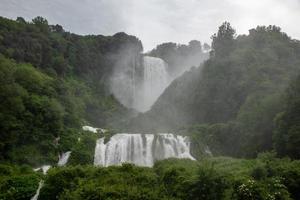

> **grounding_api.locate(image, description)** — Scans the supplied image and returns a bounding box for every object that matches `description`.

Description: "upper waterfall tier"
[137,56,170,112]
[94,133,195,167]
[110,55,170,113]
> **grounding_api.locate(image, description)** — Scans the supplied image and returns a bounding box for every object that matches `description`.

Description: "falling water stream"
[57,151,72,166]
[31,151,71,200]
[30,181,44,200]
[94,133,195,167]
[136,56,170,112]
[111,56,170,112]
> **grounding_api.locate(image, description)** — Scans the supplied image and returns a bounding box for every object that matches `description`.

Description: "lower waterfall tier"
[94,133,195,167]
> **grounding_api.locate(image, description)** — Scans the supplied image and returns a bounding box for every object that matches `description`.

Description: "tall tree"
[32,16,49,33]
[211,21,236,58]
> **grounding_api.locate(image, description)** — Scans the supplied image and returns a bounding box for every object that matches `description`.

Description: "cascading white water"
[33,165,51,175]
[31,151,71,200]
[94,133,195,167]
[57,151,71,166]
[31,181,44,200]
[111,55,170,112]
[137,56,170,112]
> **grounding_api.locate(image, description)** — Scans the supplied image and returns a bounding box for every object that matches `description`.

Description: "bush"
[188,164,228,200]
[251,165,268,180]
[233,178,291,200]
[0,174,40,200]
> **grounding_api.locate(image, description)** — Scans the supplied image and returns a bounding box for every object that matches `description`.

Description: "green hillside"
[0,16,142,165]
[131,23,300,158]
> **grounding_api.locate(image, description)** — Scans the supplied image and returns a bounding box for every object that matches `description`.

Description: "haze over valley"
[0,1,300,200]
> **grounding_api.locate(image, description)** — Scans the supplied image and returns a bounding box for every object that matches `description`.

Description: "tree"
[188,165,228,200]
[52,56,67,76]
[50,24,64,33]
[274,74,300,159]
[16,17,26,24]
[32,16,49,33]
[203,43,211,51]
[211,21,236,58]
[189,40,202,52]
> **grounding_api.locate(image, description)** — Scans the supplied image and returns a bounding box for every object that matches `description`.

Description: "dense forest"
[131,22,300,159]
[1,16,300,200]
[0,16,143,165]
[147,40,209,78]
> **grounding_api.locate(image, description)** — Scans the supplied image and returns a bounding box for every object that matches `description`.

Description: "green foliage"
[59,129,98,165]
[134,22,300,158]
[0,55,61,164]
[5,157,291,200]
[148,40,208,77]
[32,16,49,33]
[39,164,166,200]
[0,16,141,165]
[211,21,236,58]
[266,159,300,200]
[188,165,228,200]
[274,74,300,159]
[0,164,40,200]
[154,159,199,199]
[0,174,40,200]
[233,178,291,200]
[251,165,268,180]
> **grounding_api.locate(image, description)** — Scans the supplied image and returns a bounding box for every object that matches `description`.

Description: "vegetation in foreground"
[1,155,300,200]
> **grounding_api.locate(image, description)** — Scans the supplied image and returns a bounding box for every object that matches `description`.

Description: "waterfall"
[33,165,51,175]
[94,133,195,167]
[30,181,44,200]
[57,151,71,166]
[111,55,170,112]
[31,151,71,200]
[82,126,107,133]
[137,56,170,112]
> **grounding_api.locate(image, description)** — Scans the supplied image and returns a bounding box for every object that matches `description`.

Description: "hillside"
[130,23,300,158]
[0,16,143,165]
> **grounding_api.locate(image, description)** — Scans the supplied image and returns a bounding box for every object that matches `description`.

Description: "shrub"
[188,165,228,200]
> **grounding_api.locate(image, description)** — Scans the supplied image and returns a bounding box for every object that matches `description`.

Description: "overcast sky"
[0,0,300,51]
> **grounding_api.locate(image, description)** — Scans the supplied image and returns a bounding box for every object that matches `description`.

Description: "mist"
[110,40,209,113]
